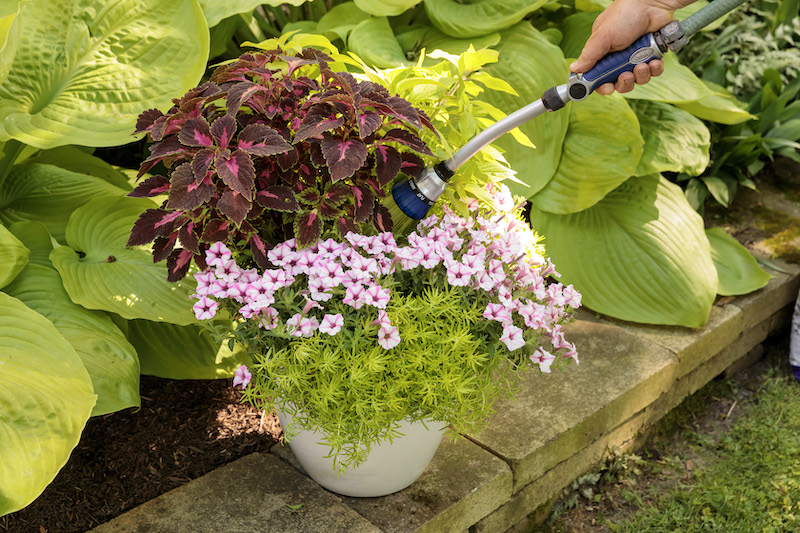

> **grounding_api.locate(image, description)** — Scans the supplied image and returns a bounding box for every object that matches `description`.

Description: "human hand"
[569,0,694,95]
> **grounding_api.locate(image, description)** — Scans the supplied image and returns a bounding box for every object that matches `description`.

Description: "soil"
[0,376,282,533]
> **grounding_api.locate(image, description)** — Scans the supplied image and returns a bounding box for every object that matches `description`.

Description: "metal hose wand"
[391,0,750,221]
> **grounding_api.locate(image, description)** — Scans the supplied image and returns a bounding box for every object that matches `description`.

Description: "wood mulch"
[0,376,281,533]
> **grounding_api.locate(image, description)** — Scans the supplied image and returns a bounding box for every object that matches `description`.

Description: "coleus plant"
[128,45,436,281]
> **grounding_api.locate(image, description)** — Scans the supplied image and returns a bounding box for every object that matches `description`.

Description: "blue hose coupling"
[392,162,454,220]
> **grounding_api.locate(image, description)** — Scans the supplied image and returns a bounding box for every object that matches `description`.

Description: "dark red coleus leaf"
[373,144,401,187]
[178,221,200,253]
[386,96,422,128]
[336,215,358,238]
[153,234,178,263]
[351,185,375,223]
[378,128,433,156]
[255,185,300,212]
[321,135,368,182]
[216,149,256,201]
[166,163,214,210]
[201,218,231,242]
[294,105,346,143]
[309,141,327,168]
[293,209,322,248]
[211,115,237,149]
[226,81,262,116]
[319,199,342,220]
[143,135,187,164]
[373,204,393,233]
[400,152,425,177]
[166,248,194,282]
[323,183,349,207]
[128,174,170,198]
[217,189,252,226]
[357,112,383,140]
[277,146,299,170]
[135,108,164,134]
[127,209,185,246]
[178,116,214,148]
[249,234,270,269]
[297,187,320,206]
[191,148,215,184]
[237,123,292,156]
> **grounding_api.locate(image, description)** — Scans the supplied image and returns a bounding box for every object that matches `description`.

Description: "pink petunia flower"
[286,313,319,338]
[364,284,390,309]
[343,284,367,309]
[193,297,218,320]
[256,307,279,330]
[319,313,344,335]
[377,325,401,350]
[530,348,556,373]
[500,324,525,351]
[233,364,252,389]
[445,260,473,287]
[206,242,232,268]
[562,284,582,308]
[483,302,511,324]
[371,310,392,328]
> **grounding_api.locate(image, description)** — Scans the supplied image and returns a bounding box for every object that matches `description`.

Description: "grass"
[533,337,800,532]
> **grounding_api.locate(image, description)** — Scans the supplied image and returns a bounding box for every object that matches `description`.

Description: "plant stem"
[0,139,25,190]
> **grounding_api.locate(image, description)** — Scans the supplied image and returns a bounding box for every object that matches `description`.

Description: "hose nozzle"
[391,161,454,220]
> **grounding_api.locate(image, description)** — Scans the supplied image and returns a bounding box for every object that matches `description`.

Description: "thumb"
[569,32,613,73]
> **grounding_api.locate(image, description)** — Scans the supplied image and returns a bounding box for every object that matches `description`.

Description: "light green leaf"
[0,0,27,85]
[0,163,127,243]
[675,87,754,125]
[483,22,570,198]
[674,1,728,32]
[50,196,196,325]
[128,320,249,380]
[0,292,95,516]
[200,0,308,28]
[6,222,139,416]
[622,54,714,104]
[348,17,408,68]
[0,222,28,289]
[630,100,710,177]
[530,92,643,214]
[706,228,771,296]
[316,2,371,42]
[424,0,552,38]
[0,0,209,149]
[558,11,597,59]
[354,0,423,17]
[25,146,132,189]
[529,174,717,327]
[418,28,502,60]
[702,176,733,207]
[575,0,610,11]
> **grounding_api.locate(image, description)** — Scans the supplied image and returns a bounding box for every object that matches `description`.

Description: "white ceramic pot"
[276,410,447,497]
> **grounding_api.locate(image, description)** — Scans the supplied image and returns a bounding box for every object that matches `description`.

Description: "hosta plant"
[128,42,435,281]
[194,183,580,469]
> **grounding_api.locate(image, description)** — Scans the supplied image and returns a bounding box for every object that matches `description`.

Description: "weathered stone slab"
[91,453,381,533]
[472,410,648,533]
[274,436,512,533]
[466,318,677,493]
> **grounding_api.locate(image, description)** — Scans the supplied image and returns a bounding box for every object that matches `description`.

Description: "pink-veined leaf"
[374,145,402,187]
[178,222,200,254]
[136,108,165,134]
[216,149,256,201]
[336,216,358,238]
[294,105,346,143]
[143,136,187,164]
[179,117,215,148]
[321,135,368,182]
[237,123,292,156]
[211,115,237,149]
[351,185,375,223]
[201,219,231,242]
[226,81,262,116]
[400,152,425,177]
[324,183,350,207]
[167,163,214,211]
[378,129,433,156]
[128,175,170,198]
[297,187,321,206]
[166,248,194,282]
[249,234,269,269]
[153,234,178,263]
[128,209,185,246]
[357,112,383,139]
[191,149,215,184]
[373,204,393,233]
[294,210,322,248]
[217,189,252,226]
[255,186,300,212]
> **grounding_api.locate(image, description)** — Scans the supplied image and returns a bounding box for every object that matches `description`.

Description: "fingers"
[596,60,665,96]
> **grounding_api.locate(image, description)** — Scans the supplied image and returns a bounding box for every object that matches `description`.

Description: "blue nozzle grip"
[568,33,664,101]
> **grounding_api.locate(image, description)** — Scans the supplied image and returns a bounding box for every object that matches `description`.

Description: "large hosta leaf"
[354,0,422,17]
[529,174,717,327]
[0,0,26,85]
[25,146,132,189]
[706,228,771,296]
[0,0,208,149]
[128,320,249,380]
[50,196,196,325]
[483,22,569,199]
[530,92,642,214]
[0,222,27,289]
[200,0,308,28]
[348,17,409,68]
[558,11,597,59]
[317,2,371,42]
[0,163,126,242]
[0,293,95,516]
[675,81,754,125]
[424,0,552,38]
[630,100,710,177]
[5,221,139,416]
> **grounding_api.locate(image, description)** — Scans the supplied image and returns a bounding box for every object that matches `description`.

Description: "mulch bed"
[0,376,281,533]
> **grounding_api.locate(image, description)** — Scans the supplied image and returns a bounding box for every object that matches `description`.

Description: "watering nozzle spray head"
[391,161,455,221]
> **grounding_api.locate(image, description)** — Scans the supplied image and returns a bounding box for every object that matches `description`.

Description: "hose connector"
[654,20,688,53]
